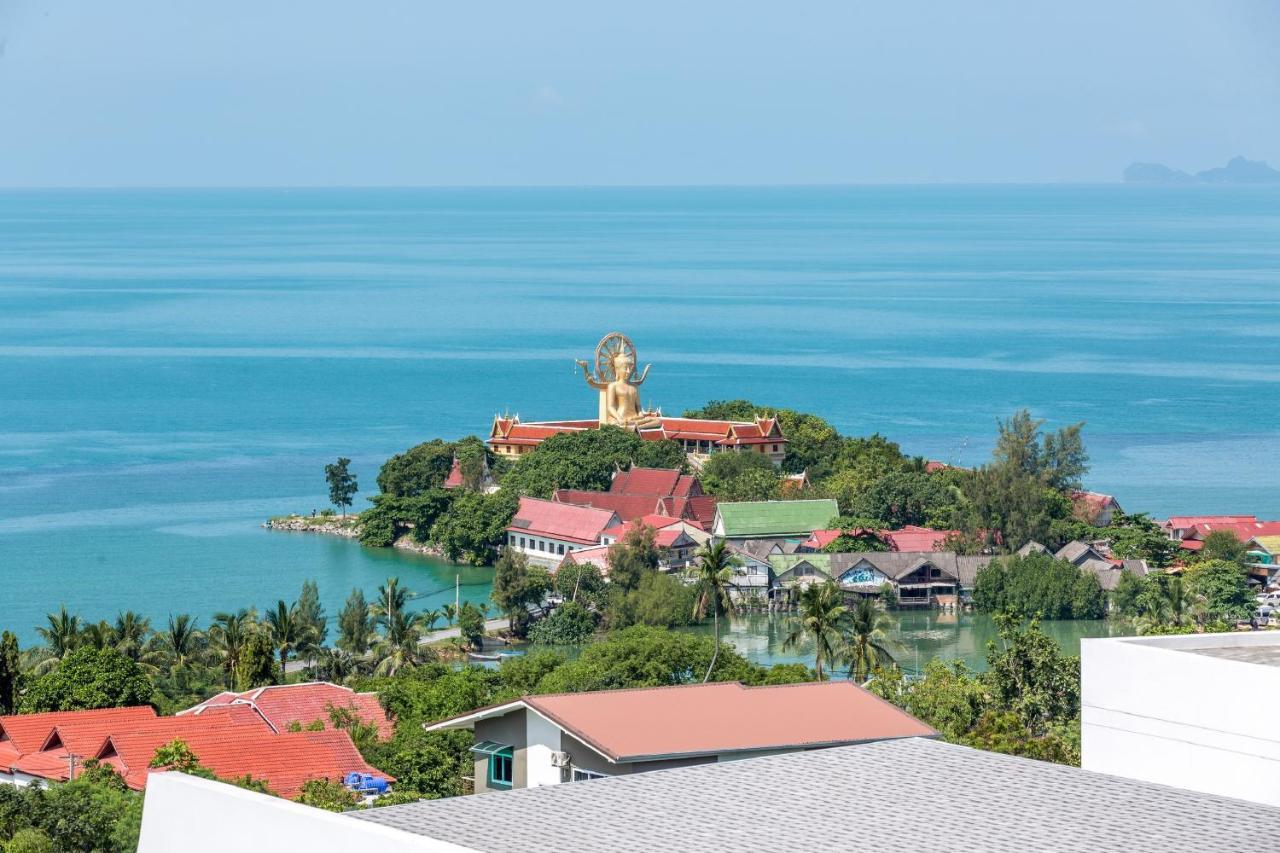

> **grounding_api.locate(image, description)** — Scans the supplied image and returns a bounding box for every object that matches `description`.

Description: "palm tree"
[264,600,316,674]
[1134,575,1205,634]
[154,614,203,669]
[37,606,82,660]
[842,598,896,682]
[782,582,848,680]
[442,603,458,626]
[689,541,740,683]
[113,611,152,661]
[421,608,443,633]
[209,609,254,686]
[307,647,358,683]
[372,609,425,676]
[81,620,116,651]
[371,578,411,628]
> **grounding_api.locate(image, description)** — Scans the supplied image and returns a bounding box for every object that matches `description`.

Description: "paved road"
[283,617,510,674]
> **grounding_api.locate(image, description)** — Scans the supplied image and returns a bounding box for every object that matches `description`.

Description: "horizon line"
[0,179,1180,191]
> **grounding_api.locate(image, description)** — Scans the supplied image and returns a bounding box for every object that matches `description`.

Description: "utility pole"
[67,753,81,781]
[455,574,460,621]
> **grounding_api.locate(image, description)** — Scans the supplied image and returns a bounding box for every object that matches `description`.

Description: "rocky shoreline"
[264,515,447,557]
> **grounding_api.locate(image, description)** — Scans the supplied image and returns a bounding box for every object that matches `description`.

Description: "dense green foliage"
[781,582,897,681]
[20,647,154,712]
[972,553,1107,619]
[429,490,518,565]
[528,601,597,645]
[0,762,141,853]
[871,617,1081,764]
[0,631,21,714]
[1184,560,1255,620]
[489,551,551,637]
[500,426,683,499]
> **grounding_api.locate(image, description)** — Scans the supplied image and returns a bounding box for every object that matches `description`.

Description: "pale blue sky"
[1,0,1277,186]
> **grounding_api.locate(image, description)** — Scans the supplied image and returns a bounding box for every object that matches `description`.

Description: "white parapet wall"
[1081,632,1280,806]
[138,772,481,853]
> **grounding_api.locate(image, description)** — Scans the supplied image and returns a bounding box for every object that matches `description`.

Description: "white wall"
[1081,633,1280,806]
[138,772,479,853]
[524,710,564,788]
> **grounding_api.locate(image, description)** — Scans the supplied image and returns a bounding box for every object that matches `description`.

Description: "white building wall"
[524,710,564,788]
[1081,634,1280,806]
[138,772,477,853]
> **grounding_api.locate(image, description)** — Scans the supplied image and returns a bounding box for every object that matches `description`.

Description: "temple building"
[487,333,787,465]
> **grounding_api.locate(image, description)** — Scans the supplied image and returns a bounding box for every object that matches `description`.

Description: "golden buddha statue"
[576,332,662,429]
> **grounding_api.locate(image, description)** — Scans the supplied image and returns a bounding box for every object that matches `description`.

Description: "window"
[519,536,526,548]
[470,741,515,789]
[558,543,565,555]
[538,540,546,551]
[490,752,513,787]
[572,768,608,782]
[772,444,779,452]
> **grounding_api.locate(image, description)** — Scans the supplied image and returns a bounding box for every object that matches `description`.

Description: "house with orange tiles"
[178,682,394,740]
[553,466,720,530]
[422,681,935,792]
[1,687,391,798]
[505,497,621,567]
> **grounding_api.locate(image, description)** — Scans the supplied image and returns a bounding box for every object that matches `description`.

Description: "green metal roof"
[715,499,839,538]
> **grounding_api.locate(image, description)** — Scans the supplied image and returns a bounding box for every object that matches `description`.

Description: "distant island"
[1123,155,1280,184]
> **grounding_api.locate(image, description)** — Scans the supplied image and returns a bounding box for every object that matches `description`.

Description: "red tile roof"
[442,458,464,489]
[885,526,958,552]
[0,706,158,755]
[558,544,613,575]
[1164,515,1257,530]
[1,694,389,799]
[607,468,701,497]
[509,497,619,545]
[431,682,935,762]
[661,494,718,529]
[552,490,668,524]
[1184,520,1280,543]
[102,726,385,798]
[181,682,394,740]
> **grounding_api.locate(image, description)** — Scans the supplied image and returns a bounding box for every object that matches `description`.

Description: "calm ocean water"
[1,186,1278,643]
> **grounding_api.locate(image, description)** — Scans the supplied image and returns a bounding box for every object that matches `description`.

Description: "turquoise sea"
[1,186,1278,644]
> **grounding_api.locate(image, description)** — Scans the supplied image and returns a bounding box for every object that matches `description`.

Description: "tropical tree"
[337,589,375,655]
[782,582,848,680]
[0,630,21,714]
[372,609,425,676]
[689,541,740,682]
[36,606,82,664]
[442,602,458,627]
[1134,575,1203,633]
[842,598,896,682]
[151,613,203,670]
[112,611,152,661]
[209,609,255,687]
[80,620,115,651]
[372,577,411,627]
[421,608,443,632]
[307,647,359,683]
[264,600,317,673]
[324,457,359,517]
[296,580,328,651]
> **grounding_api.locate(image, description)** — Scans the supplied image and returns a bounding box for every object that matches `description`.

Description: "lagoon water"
[2,186,1279,644]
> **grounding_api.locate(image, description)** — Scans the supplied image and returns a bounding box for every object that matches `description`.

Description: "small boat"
[468,652,502,661]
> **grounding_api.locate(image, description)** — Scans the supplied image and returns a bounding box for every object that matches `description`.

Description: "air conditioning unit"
[550,751,572,768]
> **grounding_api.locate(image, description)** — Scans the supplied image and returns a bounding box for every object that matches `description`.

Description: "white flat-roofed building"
[1082,632,1280,806]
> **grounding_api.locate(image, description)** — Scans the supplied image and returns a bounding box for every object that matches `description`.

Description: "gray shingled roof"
[351,737,1278,852]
